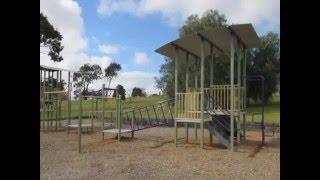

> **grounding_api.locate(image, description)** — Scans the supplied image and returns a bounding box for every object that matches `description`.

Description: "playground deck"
[40,127,279,180]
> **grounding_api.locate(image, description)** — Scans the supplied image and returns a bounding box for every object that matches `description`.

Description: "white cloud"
[40,0,158,96]
[133,52,151,65]
[97,0,280,29]
[98,44,119,54]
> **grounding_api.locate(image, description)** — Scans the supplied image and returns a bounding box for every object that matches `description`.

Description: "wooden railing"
[175,85,245,120]
[204,85,245,111]
[176,92,202,120]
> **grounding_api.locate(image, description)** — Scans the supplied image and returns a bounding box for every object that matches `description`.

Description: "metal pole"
[117,91,121,142]
[185,53,189,143]
[200,37,205,149]
[261,78,265,145]
[230,34,235,152]
[67,72,71,134]
[194,58,199,142]
[174,47,178,147]
[102,84,105,141]
[237,43,242,143]
[243,49,247,140]
[78,93,83,153]
[209,46,214,145]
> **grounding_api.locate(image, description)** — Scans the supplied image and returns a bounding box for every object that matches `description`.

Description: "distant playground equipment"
[155,24,264,151]
[40,65,175,153]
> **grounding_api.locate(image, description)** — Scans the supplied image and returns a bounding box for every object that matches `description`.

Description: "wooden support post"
[174,47,179,147]
[200,37,205,149]
[230,34,235,152]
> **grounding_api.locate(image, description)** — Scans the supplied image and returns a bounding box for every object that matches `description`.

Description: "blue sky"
[40,0,279,95]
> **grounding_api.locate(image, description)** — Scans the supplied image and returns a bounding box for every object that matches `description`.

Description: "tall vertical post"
[200,37,205,149]
[44,70,47,129]
[174,47,179,147]
[237,43,242,143]
[102,84,105,140]
[78,92,83,153]
[194,58,198,142]
[243,49,247,139]
[40,69,42,128]
[185,53,189,143]
[209,45,214,146]
[118,91,121,142]
[230,34,235,152]
[67,72,71,133]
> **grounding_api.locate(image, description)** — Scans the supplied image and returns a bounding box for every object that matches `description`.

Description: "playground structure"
[40,65,174,153]
[40,23,270,153]
[155,24,263,151]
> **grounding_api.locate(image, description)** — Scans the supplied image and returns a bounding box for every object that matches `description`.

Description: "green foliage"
[159,10,228,98]
[131,87,146,97]
[73,64,103,98]
[247,32,280,103]
[40,78,66,90]
[112,84,126,100]
[179,9,227,37]
[154,76,166,95]
[104,62,121,95]
[40,13,64,62]
[157,9,280,104]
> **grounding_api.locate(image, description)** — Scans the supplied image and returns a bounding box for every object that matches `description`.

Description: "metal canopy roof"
[40,64,76,72]
[155,24,262,60]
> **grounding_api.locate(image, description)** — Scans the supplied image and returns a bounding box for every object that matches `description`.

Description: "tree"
[73,64,102,98]
[159,9,227,98]
[157,9,280,104]
[40,13,64,62]
[247,32,280,103]
[154,76,166,95]
[131,87,146,97]
[104,62,121,95]
[112,84,126,100]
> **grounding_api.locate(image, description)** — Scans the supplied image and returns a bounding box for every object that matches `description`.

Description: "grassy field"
[42,95,280,124]
[246,96,280,124]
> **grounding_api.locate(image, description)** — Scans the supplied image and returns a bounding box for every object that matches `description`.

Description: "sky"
[40,0,280,96]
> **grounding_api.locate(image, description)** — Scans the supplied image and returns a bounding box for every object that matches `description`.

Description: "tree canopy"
[40,13,64,62]
[73,64,102,98]
[156,9,280,103]
[104,62,122,95]
[131,87,146,97]
[112,84,126,100]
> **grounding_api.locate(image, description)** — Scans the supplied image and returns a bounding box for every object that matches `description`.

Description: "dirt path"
[40,127,280,180]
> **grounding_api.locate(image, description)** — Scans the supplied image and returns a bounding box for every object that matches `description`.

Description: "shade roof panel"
[155,24,262,60]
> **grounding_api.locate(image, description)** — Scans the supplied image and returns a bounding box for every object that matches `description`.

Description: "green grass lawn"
[247,96,280,124]
[42,95,280,125]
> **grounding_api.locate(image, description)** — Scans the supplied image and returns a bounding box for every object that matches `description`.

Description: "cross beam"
[227,26,247,49]
[170,42,199,59]
[197,33,225,54]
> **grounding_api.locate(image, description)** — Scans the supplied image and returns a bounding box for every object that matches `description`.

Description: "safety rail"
[204,85,245,111]
[176,92,202,120]
[123,98,175,131]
